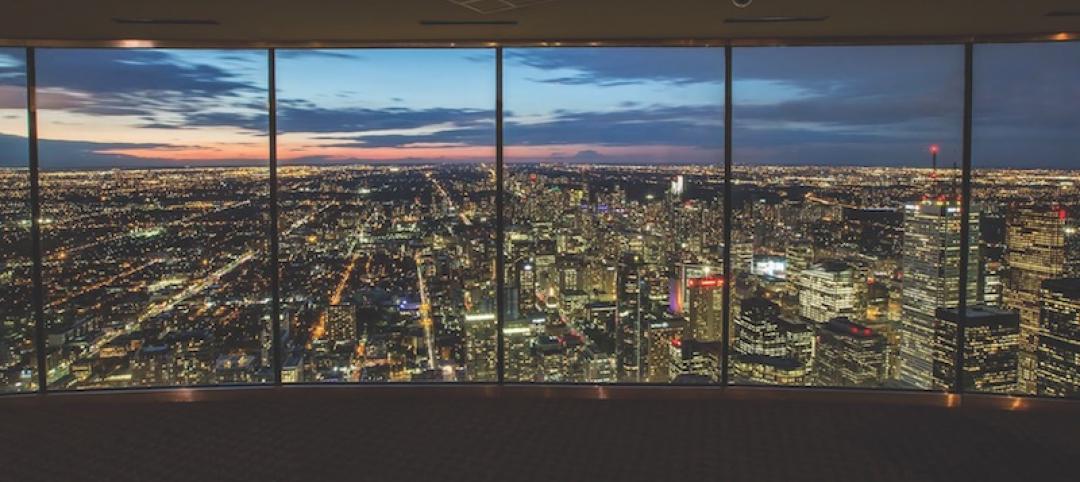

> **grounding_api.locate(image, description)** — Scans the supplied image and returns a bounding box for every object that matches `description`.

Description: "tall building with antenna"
[897,146,979,389]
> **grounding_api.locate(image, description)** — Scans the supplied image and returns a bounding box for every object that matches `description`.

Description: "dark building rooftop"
[1042,278,1080,298]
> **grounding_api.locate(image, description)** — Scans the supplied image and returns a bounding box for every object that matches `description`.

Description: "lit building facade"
[814,317,888,387]
[1037,278,1080,397]
[899,200,979,390]
[732,297,813,385]
[798,261,856,324]
[934,305,1019,393]
[1003,207,1066,393]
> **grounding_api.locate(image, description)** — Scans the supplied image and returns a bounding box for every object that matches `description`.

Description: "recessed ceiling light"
[113,18,219,25]
[725,16,829,24]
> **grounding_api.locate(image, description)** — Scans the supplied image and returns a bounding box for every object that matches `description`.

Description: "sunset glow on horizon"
[0,45,1077,169]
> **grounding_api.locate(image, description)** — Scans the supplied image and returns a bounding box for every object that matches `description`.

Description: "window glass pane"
[37,49,270,389]
[0,48,35,392]
[277,49,497,383]
[972,42,1080,397]
[504,48,725,383]
[731,46,966,390]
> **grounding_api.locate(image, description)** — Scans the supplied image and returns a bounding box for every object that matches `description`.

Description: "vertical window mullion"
[956,42,975,395]
[268,48,283,386]
[26,47,47,394]
[721,44,734,387]
[495,46,506,385]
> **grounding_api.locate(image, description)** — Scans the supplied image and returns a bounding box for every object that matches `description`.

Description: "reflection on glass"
[972,42,1080,397]
[730,46,967,390]
[36,49,271,389]
[504,48,725,383]
[276,49,497,382]
[0,48,35,392]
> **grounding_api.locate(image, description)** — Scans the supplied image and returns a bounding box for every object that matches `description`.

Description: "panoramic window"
[0,48,34,392]
[36,49,271,389]
[276,49,497,383]
[971,42,1080,397]
[504,47,725,383]
[730,46,967,390]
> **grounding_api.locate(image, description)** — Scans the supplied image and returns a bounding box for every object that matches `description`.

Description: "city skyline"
[1,43,1079,396]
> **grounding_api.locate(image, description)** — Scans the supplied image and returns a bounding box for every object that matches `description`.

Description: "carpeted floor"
[1,391,1076,481]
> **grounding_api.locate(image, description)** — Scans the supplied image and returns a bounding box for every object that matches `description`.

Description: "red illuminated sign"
[687,277,724,289]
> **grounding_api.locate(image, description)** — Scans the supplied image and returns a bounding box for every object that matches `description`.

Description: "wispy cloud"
[508,48,725,86]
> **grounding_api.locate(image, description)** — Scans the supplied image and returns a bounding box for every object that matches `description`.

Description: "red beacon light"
[848,325,874,337]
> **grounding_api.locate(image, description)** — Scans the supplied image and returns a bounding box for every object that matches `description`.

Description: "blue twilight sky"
[0,44,1077,169]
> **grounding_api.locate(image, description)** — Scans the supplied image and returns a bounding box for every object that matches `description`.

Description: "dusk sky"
[0,44,1076,169]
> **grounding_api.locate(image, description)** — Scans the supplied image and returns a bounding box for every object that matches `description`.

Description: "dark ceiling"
[2,0,1079,45]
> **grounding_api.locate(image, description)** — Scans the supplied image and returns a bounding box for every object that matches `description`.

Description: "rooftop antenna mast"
[930,144,939,179]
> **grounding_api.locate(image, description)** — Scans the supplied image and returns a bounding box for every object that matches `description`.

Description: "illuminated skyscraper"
[687,277,724,342]
[898,199,979,389]
[732,236,754,276]
[814,317,888,387]
[670,175,685,197]
[503,318,536,382]
[1003,207,1066,393]
[616,254,645,382]
[934,306,1019,393]
[977,208,1006,307]
[672,263,720,314]
[1036,278,1080,397]
[785,241,814,286]
[797,261,856,324]
[732,297,813,386]
[1066,222,1080,276]
[515,259,538,315]
[645,317,685,383]
[463,313,497,382]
